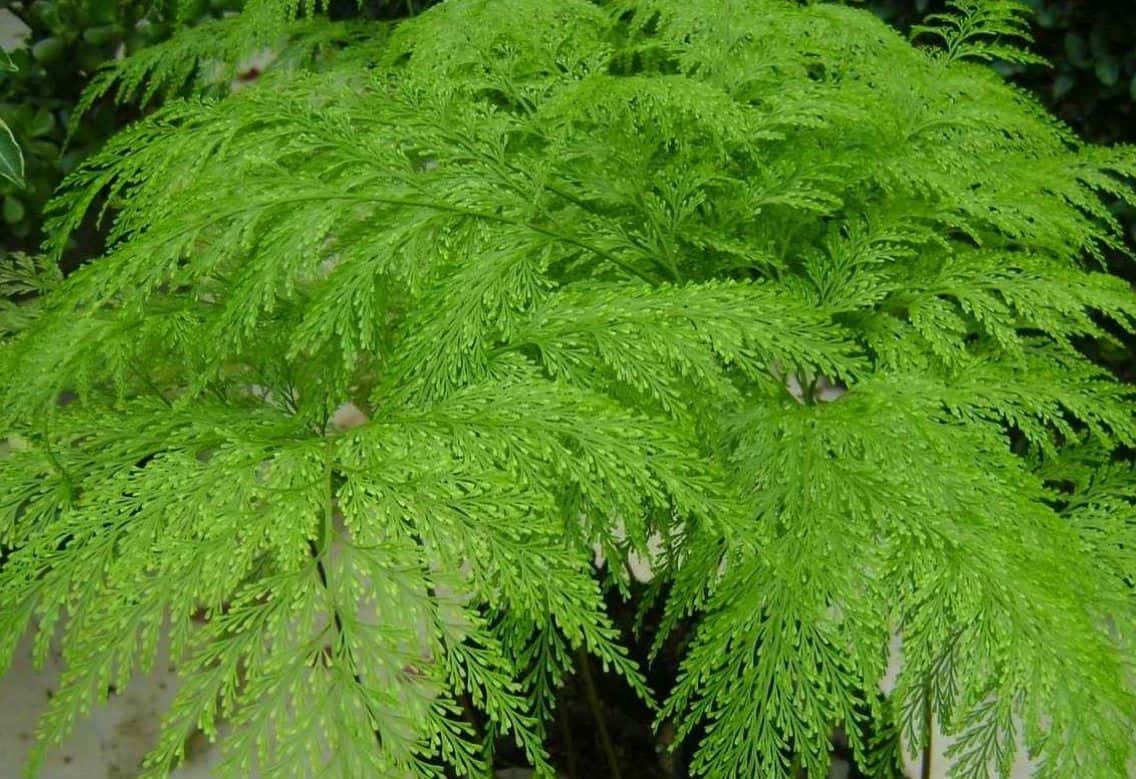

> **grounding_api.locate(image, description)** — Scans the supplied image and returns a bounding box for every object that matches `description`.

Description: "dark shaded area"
[488,583,906,778]
[0,0,225,255]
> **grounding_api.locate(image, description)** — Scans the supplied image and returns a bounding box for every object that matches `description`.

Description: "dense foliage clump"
[3,1,1136,776]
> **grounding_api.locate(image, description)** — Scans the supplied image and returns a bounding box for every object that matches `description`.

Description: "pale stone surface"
[0,9,31,52]
[1,623,1041,778]
[0,631,222,779]
[882,633,1035,779]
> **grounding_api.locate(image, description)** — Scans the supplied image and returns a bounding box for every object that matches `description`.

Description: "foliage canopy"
[2,0,1136,776]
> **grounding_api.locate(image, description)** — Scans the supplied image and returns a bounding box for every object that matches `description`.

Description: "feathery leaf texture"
[3,0,1136,776]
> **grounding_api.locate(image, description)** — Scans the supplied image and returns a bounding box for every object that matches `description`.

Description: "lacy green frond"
[72,0,374,128]
[2,0,1136,777]
[912,0,1047,66]
[0,253,62,337]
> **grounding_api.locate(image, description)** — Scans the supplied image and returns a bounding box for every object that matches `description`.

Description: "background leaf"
[0,118,25,187]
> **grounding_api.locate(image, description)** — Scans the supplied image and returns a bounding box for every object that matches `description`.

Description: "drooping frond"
[3,0,1136,777]
[911,0,1048,66]
[72,0,377,125]
[0,253,61,337]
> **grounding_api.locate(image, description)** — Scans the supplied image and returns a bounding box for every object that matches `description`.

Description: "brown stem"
[656,717,680,779]
[458,691,486,746]
[920,682,933,779]
[576,647,623,779]
[557,694,579,779]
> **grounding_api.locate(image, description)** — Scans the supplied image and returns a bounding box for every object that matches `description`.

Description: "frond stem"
[150,190,661,286]
[40,416,76,504]
[308,440,383,748]
[358,191,660,284]
[576,646,623,779]
[920,678,933,779]
[556,694,579,779]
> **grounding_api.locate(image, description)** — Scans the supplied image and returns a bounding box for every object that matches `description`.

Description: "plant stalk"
[557,694,579,779]
[921,682,933,779]
[576,647,623,779]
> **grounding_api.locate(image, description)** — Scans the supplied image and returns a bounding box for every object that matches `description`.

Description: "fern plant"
[3,0,1136,776]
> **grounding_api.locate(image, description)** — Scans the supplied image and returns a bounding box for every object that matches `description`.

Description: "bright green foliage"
[911,0,1047,65]
[2,0,1136,777]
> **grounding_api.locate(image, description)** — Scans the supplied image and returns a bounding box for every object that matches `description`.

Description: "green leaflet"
[2,0,1136,777]
[0,50,23,188]
[912,0,1048,65]
[0,121,23,189]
